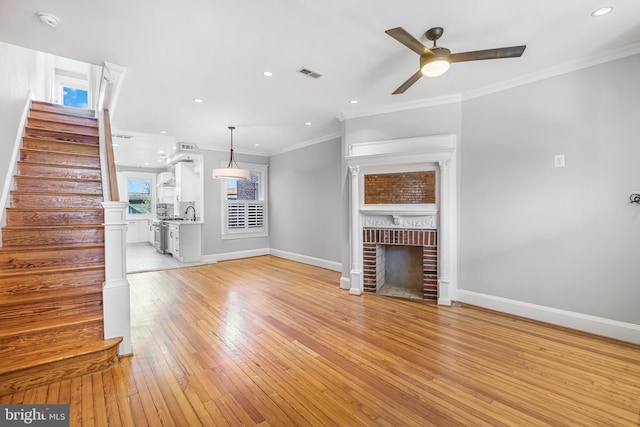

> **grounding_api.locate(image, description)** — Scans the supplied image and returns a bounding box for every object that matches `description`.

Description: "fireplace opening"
[378,245,423,300]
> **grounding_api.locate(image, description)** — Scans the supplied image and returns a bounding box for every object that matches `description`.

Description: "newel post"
[102,201,132,355]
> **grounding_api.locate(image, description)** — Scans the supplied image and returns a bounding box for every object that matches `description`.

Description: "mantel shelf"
[360,205,438,217]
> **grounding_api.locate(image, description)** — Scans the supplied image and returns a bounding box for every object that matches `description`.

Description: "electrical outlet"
[554,154,565,168]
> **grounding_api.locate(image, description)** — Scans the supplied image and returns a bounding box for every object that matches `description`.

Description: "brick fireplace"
[344,134,458,305]
[363,228,438,301]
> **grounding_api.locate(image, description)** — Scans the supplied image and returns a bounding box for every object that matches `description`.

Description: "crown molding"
[463,41,640,101]
[337,94,462,121]
[269,131,343,156]
[336,43,640,120]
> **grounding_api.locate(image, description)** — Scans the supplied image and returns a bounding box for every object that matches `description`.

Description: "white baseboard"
[200,248,269,264]
[457,290,640,345]
[269,249,342,272]
[340,276,351,289]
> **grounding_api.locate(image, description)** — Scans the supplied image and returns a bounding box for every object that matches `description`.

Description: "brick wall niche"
[363,228,438,301]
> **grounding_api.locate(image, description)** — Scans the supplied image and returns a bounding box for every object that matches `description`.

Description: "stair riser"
[6,209,104,226]
[0,320,104,356]
[0,293,103,322]
[2,228,104,246]
[14,177,102,194]
[0,344,118,396]
[29,110,98,127]
[10,193,104,209]
[27,118,98,136]
[22,138,99,156]
[24,127,98,145]
[20,150,100,168]
[0,248,105,273]
[30,101,96,118]
[0,269,104,295]
[17,163,101,180]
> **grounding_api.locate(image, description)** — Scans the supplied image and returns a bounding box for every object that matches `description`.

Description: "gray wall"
[0,42,48,198]
[201,149,270,255]
[270,138,342,263]
[460,54,640,324]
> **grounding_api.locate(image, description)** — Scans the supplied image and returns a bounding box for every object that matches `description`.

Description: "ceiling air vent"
[112,134,133,140]
[177,142,197,152]
[297,67,323,79]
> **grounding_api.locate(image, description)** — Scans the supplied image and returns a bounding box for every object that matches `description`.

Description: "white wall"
[269,137,342,267]
[0,41,48,195]
[459,54,640,325]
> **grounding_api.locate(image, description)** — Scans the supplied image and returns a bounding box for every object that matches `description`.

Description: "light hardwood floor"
[2,255,639,426]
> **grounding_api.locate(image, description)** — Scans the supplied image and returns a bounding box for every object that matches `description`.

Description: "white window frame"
[55,73,91,109]
[117,171,157,219]
[220,162,268,240]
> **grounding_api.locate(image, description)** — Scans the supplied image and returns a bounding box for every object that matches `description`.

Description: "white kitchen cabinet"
[126,219,148,244]
[164,221,202,262]
[174,162,197,204]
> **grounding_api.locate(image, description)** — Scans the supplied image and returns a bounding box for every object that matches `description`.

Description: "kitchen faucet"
[185,205,196,221]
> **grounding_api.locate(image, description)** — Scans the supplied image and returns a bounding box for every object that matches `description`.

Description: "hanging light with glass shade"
[212,126,251,180]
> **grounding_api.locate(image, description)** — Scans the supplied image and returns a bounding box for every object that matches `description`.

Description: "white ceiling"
[1,0,640,164]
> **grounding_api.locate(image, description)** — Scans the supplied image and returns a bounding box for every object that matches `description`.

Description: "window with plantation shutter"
[220,163,268,239]
[227,202,246,229]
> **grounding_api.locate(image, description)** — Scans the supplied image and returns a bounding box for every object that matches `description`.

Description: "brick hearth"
[362,228,438,301]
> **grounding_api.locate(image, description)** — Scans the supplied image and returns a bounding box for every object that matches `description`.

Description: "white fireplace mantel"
[344,134,458,305]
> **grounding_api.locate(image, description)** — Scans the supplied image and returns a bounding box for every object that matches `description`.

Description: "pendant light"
[212,126,251,180]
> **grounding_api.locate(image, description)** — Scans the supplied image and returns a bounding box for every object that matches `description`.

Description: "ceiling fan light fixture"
[591,6,613,16]
[212,126,251,180]
[421,59,451,77]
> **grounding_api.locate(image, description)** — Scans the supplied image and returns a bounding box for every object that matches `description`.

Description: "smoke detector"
[36,12,60,28]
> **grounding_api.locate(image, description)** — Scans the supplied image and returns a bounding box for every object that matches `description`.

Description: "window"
[127,178,152,215]
[118,171,156,217]
[55,72,91,109]
[62,86,89,108]
[221,164,268,239]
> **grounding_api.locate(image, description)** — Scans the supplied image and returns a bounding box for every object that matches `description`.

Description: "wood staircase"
[0,101,122,396]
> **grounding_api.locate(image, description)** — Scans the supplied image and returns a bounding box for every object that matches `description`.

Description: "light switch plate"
[554,154,565,168]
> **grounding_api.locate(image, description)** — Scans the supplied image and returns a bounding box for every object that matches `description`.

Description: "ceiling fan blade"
[385,27,431,56]
[450,45,526,63]
[392,70,423,95]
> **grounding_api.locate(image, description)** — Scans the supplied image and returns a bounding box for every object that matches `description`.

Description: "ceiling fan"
[385,26,526,94]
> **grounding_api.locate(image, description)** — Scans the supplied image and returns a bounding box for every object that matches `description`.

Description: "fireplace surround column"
[437,159,452,306]
[349,165,363,295]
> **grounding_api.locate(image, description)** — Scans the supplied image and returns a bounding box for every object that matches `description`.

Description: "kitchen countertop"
[162,220,203,225]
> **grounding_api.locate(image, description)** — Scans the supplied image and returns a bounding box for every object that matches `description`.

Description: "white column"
[102,201,132,355]
[437,160,452,306]
[349,165,363,295]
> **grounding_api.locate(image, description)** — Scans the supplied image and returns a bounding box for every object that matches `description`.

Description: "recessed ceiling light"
[158,150,165,155]
[591,6,613,16]
[254,143,260,147]
[157,159,163,162]
[36,12,60,28]
[263,71,273,77]
[144,162,149,166]
[112,143,120,147]
[160,130,168,134]
[350,100,358,104]
[305,122,312,126]
[193,98,204,103]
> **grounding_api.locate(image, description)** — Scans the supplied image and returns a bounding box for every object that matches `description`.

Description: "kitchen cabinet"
[164,221,202,262]
[174,162,197,204]
[126,219,149,244]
